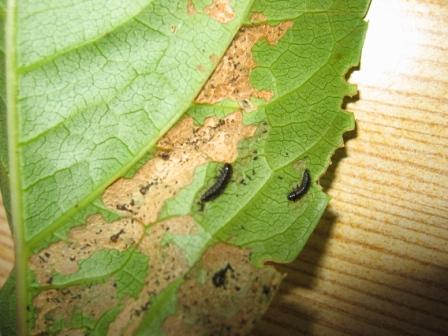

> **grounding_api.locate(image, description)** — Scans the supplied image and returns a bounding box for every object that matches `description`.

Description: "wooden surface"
[1,0,448,335]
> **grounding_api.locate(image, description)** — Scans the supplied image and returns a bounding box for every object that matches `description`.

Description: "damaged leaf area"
[103,111,256,225]
[196,21,293,104]
[204,0,235,24]
[163,244,283,335]
[0,0,371,335]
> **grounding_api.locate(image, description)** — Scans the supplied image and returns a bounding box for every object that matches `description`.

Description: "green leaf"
[0,0,370,334]
[0,272,16,336]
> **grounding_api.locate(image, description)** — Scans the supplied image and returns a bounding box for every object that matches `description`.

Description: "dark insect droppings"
[262,285,271,296]
[200,163,233,203]
[288,169,311,201]
[212,264,234,288]
[110,229,125,242]
[158,152,170,160]
[139,182,154,195]
[116,203,132,212]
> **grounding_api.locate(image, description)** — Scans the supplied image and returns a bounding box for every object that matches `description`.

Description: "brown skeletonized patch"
[250,12,268,23]
[162,243,284,336]
[107,216,196,335]
[204,0,235,24]
[196,21,293,106]
[103,112,255,225]
[29,215,144,285]
[32,281,117,335]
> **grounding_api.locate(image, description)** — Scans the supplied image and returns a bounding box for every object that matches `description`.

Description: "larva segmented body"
[288,169,311,201]
[200,163,233,203]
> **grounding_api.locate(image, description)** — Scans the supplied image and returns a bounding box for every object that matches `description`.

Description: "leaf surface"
[0,0,370,334]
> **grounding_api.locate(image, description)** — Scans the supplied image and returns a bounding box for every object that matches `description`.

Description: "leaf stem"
[6,0,28,334]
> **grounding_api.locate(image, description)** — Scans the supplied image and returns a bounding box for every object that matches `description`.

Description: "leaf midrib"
[5,0,27,333]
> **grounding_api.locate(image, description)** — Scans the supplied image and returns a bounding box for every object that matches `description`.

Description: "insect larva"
[288,169,311,201]
[200,163,233,203]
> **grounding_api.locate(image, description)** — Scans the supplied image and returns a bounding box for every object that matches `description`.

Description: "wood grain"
[1,0,447,335]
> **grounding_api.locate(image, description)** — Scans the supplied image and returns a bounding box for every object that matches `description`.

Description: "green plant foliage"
[0,0,370,334]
